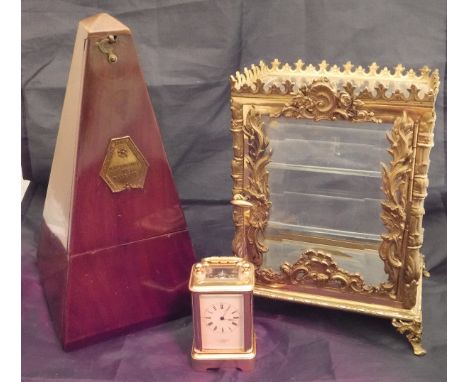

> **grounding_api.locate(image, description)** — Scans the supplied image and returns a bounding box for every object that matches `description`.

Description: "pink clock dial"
[199,294,244,350]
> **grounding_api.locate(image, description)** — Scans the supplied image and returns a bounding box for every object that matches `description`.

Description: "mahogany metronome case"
[37,13,196,350]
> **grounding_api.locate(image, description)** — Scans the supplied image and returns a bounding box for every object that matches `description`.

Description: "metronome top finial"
[80,12,130,35]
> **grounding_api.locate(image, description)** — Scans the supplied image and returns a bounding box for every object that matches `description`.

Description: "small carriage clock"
[189,256,256,371]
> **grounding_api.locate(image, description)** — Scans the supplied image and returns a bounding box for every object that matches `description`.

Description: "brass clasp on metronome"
[96,34,118,63]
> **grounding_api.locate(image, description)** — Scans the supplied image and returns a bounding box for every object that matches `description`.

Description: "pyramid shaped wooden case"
[37,13,196,350]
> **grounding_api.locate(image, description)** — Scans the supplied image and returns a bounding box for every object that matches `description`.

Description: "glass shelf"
[269,162,381,178]
[269,138,389,173]
[266,118,390,143]
[269,165,382,200]
[269,191,384,239]
[267,118,391,173]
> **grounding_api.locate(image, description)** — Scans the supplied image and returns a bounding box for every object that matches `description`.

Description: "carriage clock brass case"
[189,257,255,371]
[230,59,439,355]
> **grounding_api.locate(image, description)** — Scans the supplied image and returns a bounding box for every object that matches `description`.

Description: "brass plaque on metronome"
[100,136,149,193]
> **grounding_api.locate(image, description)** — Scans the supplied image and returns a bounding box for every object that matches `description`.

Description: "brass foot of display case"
[391,318,426,356]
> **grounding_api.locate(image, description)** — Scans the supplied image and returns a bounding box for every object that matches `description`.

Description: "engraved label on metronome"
[100,136,149,193]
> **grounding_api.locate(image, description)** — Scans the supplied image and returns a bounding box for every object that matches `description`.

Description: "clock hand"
[222,304,231,317]
[219,304,231,320]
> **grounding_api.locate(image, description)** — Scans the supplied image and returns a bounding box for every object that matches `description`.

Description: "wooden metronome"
[37,13,196,350]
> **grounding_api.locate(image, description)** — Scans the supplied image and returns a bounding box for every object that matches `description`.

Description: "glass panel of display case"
[263,117,392,285]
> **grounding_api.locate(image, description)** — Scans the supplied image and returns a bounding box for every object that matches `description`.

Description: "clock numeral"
[232,322,237,326]
[207,322,213,326]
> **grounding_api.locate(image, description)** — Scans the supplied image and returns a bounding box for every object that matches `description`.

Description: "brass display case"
[229,59,439,355]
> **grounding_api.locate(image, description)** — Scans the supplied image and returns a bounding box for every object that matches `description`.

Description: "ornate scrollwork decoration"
[232,108,272,266]
[230,59,439,104]
[230,99,248,260]
[399,111,435,308]
[230,59,439,355]
[256,250,380,295]
[378,112,415,298]
[275,79,381,123]
[391,319,426,356]
[231,194,252,261]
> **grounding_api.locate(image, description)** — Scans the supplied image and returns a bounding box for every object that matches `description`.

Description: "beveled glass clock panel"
[199,294,244,351]
[205,265,239,281]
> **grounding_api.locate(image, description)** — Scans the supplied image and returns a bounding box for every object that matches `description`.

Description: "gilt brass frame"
[229,59,439,355]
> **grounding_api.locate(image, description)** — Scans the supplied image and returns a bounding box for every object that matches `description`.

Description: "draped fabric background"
[22,1,446,381]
